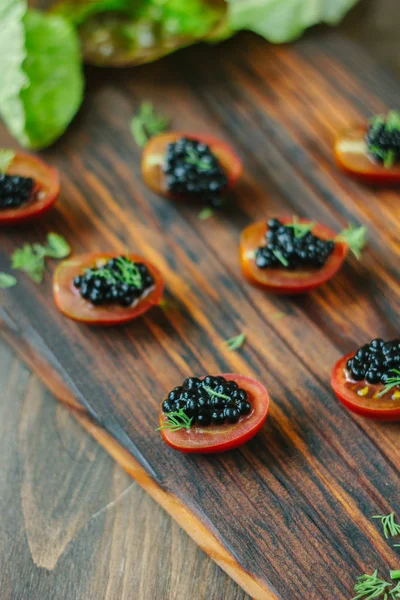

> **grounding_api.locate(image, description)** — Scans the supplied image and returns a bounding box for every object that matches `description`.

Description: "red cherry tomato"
[158,374,269,453]
[331,353,400,421]
[239,217,348,295]
[0,153,60,225]
[334,126,400,184]
[141,132,242,198]
[53,253,164,326]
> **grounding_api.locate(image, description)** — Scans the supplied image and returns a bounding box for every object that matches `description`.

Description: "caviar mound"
[74,257,154,307]
[54,253,164,325]
[346,338,400,385]
[0,174,34,210]
[331,347,400,422]
[0,153,59,225]
[141,132,242,201]
[335,126,400,184]
[240,217,348,295]
[255,218,335,270]
[159,373,269,453]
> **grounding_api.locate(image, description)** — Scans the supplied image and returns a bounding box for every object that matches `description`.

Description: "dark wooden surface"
[1,1,400,598]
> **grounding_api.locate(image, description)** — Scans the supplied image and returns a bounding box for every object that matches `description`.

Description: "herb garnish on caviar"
[335,110,400,183]
[53,253,164,325]
[331,338,400,420]
[157,374,269,453]
[240,216,366,294]
[141,132,242,208]
[0,149,59,225]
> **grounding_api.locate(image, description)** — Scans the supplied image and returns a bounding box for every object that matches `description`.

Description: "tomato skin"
[141,132,242,198]
[335,126,400,184]
[239,217,348,295]
[53,253,164,326]
[331,353,400,421]
[0,153,60,225]
[159,374,269,454]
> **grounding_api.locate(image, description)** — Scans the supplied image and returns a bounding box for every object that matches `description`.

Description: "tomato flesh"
[141,132,242,198]
[159,373,269,453]
[53,253,164,326]
[331,353,400,421]
[335,126,400,184]
[0,153,60,225]
[239,217,348,295]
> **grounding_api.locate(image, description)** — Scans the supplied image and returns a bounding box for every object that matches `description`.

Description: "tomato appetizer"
[158,374,269,453]
[0,151,59,225]
[332,339,400,421]
[141,132,242,207]
[239,216,364,295]
[335,110,400,183]
[53,253,164,325]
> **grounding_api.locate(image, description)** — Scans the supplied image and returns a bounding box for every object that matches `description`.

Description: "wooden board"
[1,31,400,600]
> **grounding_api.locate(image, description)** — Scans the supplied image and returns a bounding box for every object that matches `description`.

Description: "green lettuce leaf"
[0,0,84,149]
[225,0,361,43]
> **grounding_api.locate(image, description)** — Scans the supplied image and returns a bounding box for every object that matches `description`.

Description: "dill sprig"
[202,384,231,401]
[336,224,367,260]
[224,333,246,351]
[373,513,400,539]
[156,408,193,432]
[272,249,289,267]
[376,371,400,398]
[185,147,212,172]
[87,257,142,289]
[131,102,170,147]
[285,216,316,239]
[391,582,400,599]
[352,570,392,600]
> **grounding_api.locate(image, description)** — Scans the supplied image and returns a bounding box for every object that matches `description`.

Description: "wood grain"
[1,6,400,599]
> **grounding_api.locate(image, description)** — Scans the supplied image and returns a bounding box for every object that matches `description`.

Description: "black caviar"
[346,338,400,385]
[0,174,34,210]
[255,218,335,270]
[162,376,252,427]
[366,111,400,167]
[73,257,154,307]
[163,137,228,207]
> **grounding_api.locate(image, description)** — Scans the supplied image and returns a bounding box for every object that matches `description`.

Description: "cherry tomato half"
[334,126,400,184]
[0,153,60,225]
[53,253,164,326]
[158,374,269,453]
[331,353,400,421]
[239,217,348,295]
[141,132,242,198]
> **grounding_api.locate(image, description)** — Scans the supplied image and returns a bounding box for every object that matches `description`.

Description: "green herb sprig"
[272,249,289,267]
[198,207,215,220]
[185,147,212,172]
[0,273,17,289]
[131,102,170,147]
[0,149,15,174]
[87,256,142,289]
[376,371,400,399]
[224,333,246,351]
[335,224,367,259]
[202,384,231,401]
[286,216,316,239]
[11,234,70,283]
[373,513,400,539]
[156,408,193,432]
[352,570,392,600]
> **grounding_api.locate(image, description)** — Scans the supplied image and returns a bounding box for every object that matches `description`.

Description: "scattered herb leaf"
[130,102,170,147]
[202,384,231,402]
[0,149,15,174]
[0,273,17,289]
[198,207,215,220]
[224,333,246,351]
[352,570,392,600]
[286,216,316,239]
[156,408,193,432]
[44,233,71,259]
[271,311,286,321]
[336,224,367,260]
[376,371,400,398]
[373,513,400,538]
[272,249,289,267]
[11,244,46,283]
